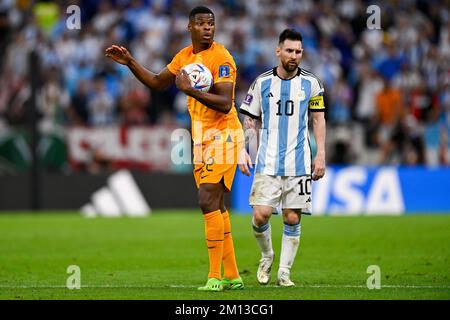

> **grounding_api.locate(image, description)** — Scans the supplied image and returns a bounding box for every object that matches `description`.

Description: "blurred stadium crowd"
[0,0,449,172]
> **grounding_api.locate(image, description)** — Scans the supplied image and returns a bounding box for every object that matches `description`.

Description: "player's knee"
[284,216,299,225]
[253,208,271,226]
[198,196,215,213]
[253,214,268,227]
[198,188,221,213]
[283,210,300,225]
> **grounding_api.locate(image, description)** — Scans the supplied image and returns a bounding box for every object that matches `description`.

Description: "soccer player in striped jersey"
[238,29,326,286]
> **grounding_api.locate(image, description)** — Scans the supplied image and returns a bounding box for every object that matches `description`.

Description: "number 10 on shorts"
[298,177,312,196]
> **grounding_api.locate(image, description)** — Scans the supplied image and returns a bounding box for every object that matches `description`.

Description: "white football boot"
[257,253,274,285]
[277,269,295,287]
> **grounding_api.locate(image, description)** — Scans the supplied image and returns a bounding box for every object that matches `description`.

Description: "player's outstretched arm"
[312,111,326,180]
[175,70,232,113]
[105,45,174,91]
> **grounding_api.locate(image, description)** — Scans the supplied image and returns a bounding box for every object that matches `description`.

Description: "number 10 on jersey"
[276,99,295,116]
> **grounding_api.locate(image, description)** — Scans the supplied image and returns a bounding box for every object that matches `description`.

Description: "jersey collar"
[191,41,216,55]
[273,67,301,80]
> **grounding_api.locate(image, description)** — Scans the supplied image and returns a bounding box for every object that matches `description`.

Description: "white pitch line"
[0,284,449,289]
[169,284,450,289]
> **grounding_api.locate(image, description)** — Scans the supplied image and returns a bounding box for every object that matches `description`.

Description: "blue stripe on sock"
[253,222,270,233]
[283,223,301,237]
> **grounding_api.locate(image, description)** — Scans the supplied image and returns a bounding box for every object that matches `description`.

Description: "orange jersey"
[167,42,243,144]
[168,42,244,189]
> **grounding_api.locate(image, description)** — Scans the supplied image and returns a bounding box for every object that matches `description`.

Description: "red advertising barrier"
[67,126,179,171]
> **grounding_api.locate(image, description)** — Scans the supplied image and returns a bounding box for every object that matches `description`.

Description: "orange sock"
[203,210,224,279]
[222,211,240,279]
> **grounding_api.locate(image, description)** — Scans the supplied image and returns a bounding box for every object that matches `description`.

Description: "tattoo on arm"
[243,116,261,151]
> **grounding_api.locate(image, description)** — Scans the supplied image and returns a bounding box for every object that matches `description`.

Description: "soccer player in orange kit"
[105,6,244,292]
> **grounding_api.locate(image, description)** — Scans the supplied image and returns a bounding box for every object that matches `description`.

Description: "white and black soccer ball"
[182,63,213,92]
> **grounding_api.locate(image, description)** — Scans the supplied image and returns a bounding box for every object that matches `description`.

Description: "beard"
[282,60,299,72]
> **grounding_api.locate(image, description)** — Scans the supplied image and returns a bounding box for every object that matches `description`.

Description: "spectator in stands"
[87,76,116,126]
[0,0,448,170]
[68,80,90,126]
[37,70,70,134]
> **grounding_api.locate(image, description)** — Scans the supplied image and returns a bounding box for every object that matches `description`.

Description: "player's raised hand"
[312,153,325,180]
[105,45,132,65]
[238,149,253,177]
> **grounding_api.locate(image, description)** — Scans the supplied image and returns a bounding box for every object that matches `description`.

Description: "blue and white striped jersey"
[239,67,325,176]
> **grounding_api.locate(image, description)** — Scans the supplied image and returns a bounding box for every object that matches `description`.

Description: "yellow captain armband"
[308,95,325,111]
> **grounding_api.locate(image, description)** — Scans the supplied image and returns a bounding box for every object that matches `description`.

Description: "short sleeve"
[167,51,183,75]
[239,79,261,119]
[310,77,324,97]
[308,77,325,112]
[211,52,236,84]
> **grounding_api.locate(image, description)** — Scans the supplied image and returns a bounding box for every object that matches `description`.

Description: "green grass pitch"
[0,211,449,300]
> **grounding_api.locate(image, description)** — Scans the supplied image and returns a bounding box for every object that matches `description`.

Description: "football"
[182,63,213,92]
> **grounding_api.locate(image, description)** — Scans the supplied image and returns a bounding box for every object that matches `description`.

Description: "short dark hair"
[189,6,214,20]
[278,28,303,44]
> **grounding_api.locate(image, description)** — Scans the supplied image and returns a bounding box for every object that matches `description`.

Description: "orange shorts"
[192,134,243,192]
[193,161,237,192]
